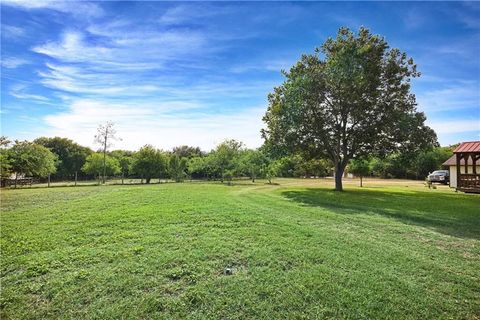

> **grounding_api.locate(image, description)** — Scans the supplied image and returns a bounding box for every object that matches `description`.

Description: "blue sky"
[1,1,479,150]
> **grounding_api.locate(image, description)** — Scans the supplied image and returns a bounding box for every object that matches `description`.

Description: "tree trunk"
[146,177,151,184]
[75,171,78,186]
[121,171,124,184]
[48,174,51,188]
[334,163,344,191]
[360,175,363,187]
[102,152,106,184]
[102,136,107,184]
[14,172,18,189]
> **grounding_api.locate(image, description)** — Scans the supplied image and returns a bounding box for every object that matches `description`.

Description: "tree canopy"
[34,137,92,179]
[172,145,203,158]
[82,153,120,179]
[349,158,371,187]
[262,27,437,191]
[130,145,167,183]
[239,149,268,182]
[169,154,188,182]
[9,141,57,178]
[211,139,244,183]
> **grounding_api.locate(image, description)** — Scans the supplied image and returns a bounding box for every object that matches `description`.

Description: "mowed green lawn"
[1,179,479,319]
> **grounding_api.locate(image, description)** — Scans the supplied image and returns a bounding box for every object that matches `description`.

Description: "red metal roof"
[453,141,480,153]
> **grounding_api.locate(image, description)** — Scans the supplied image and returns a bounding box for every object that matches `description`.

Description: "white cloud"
[31,27,214,96]
[9,84,49,102]
[42,99,265,151]
[416,81,479,113]
[33,27,209,66]
[159,4,236,25]
[230,58,296,74]
[32,31,112,63]
[1,25,25,38]
[427,119,480,134]
[1,57,28,68]
[403,9,427,30]
[1,0,103,18]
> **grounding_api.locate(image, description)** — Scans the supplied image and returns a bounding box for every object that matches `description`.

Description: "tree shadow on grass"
[281,188,480,240]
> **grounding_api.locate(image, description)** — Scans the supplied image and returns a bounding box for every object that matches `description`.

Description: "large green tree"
[262,27,437,191]
[130,145,167,183]
[9,141,57,180]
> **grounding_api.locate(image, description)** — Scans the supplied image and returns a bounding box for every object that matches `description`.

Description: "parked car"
[427,170,449,184]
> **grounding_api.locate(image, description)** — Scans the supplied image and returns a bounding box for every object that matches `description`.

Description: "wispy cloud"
[416,81,479,113]
[159,4,234,25]
[230,58,296,74]
[31,21,274,100]
[1,0,103,18]
[1,57,29,69]
[403,9,427,30]
[1,24,25,38]
[9,84,49,102]
[427,119,480,135]
[31,26,212,97]
[32,25,212,69]
[453,2,480,30]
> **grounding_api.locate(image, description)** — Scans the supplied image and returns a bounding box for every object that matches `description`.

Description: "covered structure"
[442,141,480,193]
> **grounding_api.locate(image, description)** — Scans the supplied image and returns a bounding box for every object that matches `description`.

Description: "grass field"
[1,178,479,319]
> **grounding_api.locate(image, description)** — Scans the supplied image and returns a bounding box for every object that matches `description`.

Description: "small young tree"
[265,160,279,184]
[110,150,133,184]
[95,122,120,184]
[130,145,166,184]
[349,158,371,187]
[212,139,243,183]
[223,169,235,185]
[82,153,120,184]
[240,149,268,182]
[169,154,188,182]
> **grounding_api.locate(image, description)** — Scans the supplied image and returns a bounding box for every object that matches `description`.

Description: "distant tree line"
[0,133,453,187]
